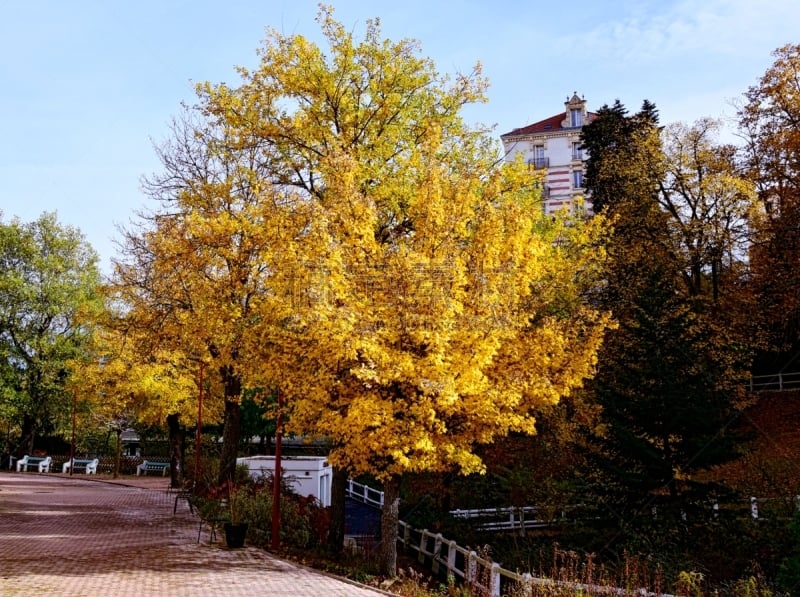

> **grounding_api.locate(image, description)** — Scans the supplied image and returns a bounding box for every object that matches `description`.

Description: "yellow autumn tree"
[108,109,316,484]
[739,43,800,351]
[194,6,611,574]
[71,325,203,482]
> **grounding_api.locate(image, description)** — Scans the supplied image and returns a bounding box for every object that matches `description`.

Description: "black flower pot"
[224,522,248,548]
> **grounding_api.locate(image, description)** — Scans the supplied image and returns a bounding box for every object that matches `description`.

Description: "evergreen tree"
[581,101,749,524]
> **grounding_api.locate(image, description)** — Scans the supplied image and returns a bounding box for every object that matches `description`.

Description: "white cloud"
[560,0,800,68]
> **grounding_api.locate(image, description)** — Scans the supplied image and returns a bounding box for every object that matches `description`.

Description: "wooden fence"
[398,522,677,597]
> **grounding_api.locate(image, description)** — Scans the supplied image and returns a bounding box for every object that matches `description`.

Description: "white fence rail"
[345,479,384,509]
[750,371,800,392]
[450,496,800,530]
[450,506,554,531]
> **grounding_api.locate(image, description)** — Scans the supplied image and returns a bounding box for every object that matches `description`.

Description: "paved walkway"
[0,472,390,596]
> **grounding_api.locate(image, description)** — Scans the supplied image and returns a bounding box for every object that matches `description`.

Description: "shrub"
[778,511,800,593]
[193,472,328,550]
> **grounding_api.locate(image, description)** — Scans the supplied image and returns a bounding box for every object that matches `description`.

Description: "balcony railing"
[528,157,549,169]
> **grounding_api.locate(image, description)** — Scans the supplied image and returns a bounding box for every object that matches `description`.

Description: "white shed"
[236,455,333,507]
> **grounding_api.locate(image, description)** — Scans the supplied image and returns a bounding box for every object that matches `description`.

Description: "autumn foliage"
[95,6,612,575]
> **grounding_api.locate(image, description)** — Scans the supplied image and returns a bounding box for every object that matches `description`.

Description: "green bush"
[778,511,800,593]
[193,473,328,550]
[241,486,315,548]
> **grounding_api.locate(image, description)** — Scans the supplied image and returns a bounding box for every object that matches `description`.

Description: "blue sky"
[2,0,799,272]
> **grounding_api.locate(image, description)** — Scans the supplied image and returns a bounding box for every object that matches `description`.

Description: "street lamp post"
[69,392,76,477]
[271,390,283,550]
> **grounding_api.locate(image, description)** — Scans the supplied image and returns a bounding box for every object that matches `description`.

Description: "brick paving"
[0,472,390,596]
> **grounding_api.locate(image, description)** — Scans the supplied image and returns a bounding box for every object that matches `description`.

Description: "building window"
[529,145,548,169]
[573,170,584,189]
[572,142,583,161]
[570,109,582,128]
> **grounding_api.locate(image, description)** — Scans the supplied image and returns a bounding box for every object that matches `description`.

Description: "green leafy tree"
[239,389,277,454]
[0,212,102,457]
[778,512,800,593]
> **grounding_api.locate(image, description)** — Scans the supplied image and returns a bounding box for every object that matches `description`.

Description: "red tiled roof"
[501,111,598,138]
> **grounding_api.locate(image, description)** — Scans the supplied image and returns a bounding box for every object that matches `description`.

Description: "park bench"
[136,460,169,476]
[16,455,52,473]
[62,457,99,474]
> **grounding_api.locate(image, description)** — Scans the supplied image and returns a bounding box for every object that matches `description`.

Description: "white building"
[236,455,333,507]
[500,92,595,215]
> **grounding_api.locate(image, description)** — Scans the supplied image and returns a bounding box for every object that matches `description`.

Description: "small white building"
[236,455,333,507]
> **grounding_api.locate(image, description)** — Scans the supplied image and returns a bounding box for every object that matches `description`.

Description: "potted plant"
[193,484,227,543]
[223,482,249,548]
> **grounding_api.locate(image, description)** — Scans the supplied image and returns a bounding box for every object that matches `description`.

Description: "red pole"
[271,390,283,550]
[194,362,204,486]
[69,392,76,477]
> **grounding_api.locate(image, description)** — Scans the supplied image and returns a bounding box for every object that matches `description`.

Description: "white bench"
[16,455,52,473]
[62,458,99,474]
[137,460,169,476]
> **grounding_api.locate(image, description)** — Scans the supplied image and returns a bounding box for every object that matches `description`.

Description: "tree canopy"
[0,212,102,456]
[111,6,611,575]
[580,101,755,527]
[739,43,800,354]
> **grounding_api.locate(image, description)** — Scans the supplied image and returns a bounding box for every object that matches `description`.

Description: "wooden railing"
[398,522,675,597]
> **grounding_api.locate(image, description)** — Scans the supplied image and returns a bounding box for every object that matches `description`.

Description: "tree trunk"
[218,365,242,485]
[167,413,185,489]
[258,433,266,455]
[327,467,348,553]
[440,471,454,513]
[380,474,401,577]
[19,414,36,457]
[219,400,242,483]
